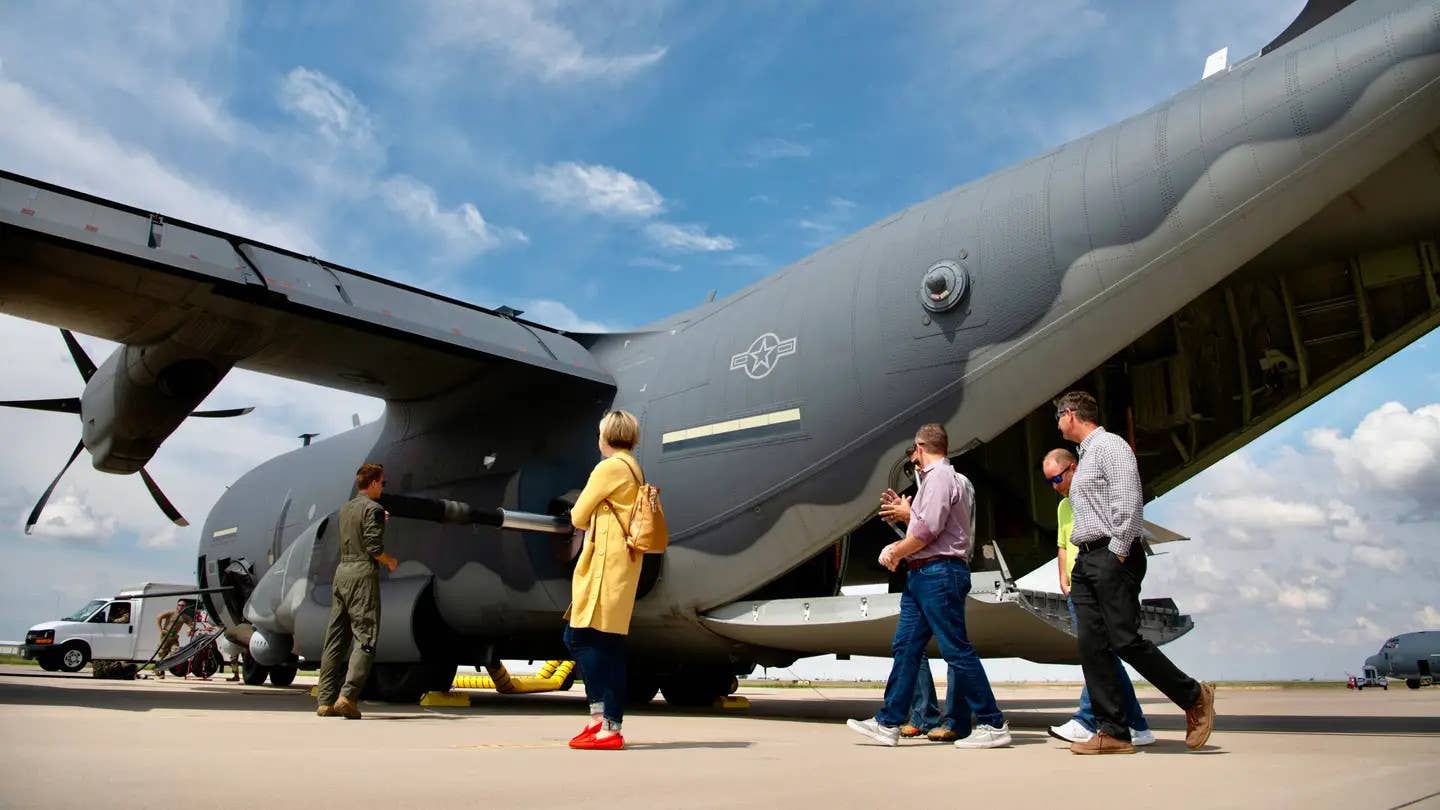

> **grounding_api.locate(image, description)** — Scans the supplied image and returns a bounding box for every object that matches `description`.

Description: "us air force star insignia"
[730,333,798,380]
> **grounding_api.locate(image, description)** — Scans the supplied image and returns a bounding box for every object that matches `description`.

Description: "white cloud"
[0,79,320,254]
[793,197,859,243]
[532,162,665,218]
[1350,544,1407,573]
[1192,493,1327,531]
[279,67,375,146]
[138,525,182,550]
[1307,402,1440,502]
[1416,606,1440,630]
[745,137,812,164]
[643,222,736,253]
[420,0,667,83]
[518,299,614,333]
[721,254,773,270]
[1274,579,1334,612]
[630,257,681,273]
[25,491,119,544]
[378,175,528,256]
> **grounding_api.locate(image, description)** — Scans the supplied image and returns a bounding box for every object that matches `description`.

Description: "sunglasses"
[1044,463,1073,485]
[1055,408,1072,422]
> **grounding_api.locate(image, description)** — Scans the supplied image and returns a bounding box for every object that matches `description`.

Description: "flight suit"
[316,493,386,706]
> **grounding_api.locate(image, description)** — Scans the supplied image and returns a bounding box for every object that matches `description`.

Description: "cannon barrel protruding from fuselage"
[377,493,573,534]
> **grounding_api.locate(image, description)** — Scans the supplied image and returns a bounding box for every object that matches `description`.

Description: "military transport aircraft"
[3,0,1439,704]
[1365,631,1440,688]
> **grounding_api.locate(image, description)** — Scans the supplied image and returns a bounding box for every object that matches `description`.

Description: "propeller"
[3,329,248,534]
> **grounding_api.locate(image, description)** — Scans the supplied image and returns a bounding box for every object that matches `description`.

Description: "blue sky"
[2,0,1438,680]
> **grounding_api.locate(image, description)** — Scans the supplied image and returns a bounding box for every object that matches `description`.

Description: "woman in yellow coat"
[564,409,646,750]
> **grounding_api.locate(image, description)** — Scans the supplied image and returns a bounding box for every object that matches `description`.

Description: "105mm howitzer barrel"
[377,493,572,534]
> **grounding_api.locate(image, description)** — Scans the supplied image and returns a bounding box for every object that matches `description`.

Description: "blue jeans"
[908,656,964,731]
[1067,596,1148,732]
[877,558,1003,733]
[564,624,627,724]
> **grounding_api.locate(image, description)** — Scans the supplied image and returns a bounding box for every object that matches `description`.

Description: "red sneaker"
[569,721,601,747]
[586,732,624,750]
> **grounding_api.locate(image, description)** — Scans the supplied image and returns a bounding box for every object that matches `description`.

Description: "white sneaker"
[1048,719,1094,744]
[1130,728,1156,747]
[954,723,1012,749]
[846,717,899,746]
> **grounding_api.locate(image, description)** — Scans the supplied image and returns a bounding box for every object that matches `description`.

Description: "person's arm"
[156,610,174,632]
[879,535,929,571]
[569,458,624,531]
[363,504,398,572]
[1059,544,1071,596]
[1105,442,1145,558]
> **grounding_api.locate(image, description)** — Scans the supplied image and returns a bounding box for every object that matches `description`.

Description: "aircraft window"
[919,260,969,314]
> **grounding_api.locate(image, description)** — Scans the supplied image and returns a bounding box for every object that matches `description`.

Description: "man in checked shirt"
[1055,390,1216,754]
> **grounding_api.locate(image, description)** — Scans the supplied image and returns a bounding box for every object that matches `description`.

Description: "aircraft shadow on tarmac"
[3,677,1437,737]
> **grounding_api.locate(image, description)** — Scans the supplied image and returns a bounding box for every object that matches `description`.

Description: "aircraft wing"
[0,171,614,401]
[1142,520,1188,545]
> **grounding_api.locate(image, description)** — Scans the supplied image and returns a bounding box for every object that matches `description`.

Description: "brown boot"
[1070,732,1136,755]
[926,727,959,742]
[333,696,363,720]
[1184,682,1216,750]
[317,705,338,717]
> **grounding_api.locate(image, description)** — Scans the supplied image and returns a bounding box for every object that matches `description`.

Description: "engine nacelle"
[80,339,235,473]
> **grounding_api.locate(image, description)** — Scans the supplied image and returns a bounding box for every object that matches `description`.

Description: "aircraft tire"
[268,666,298,687]
[241,653,271,686]
[626,670,660,706]
[364,661,458,703]
[57,643,89,673]
[660,669,735,707]
[1407,678,1421,689]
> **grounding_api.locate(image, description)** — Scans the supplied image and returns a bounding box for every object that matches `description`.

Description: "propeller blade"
[25,439,86,535]
[0,397,82,414]
[189,406,255,418]
[139,467,189,527]
[60,329,97,382]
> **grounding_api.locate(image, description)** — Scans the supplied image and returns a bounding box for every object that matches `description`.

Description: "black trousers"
[1070,543,1200,739]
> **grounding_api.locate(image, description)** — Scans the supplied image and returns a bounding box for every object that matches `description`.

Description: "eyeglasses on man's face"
[1044,463,1072,486]
[1055,408,1072,423]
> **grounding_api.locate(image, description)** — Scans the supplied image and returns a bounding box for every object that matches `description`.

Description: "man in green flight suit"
[317,462,399,719]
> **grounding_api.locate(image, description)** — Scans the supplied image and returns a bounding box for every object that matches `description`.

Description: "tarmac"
[0,666,1437,810]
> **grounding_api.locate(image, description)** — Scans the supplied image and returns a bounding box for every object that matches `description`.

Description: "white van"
[22,583,203,674]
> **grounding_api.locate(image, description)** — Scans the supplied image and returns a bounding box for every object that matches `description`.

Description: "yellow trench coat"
[565,451,644,635]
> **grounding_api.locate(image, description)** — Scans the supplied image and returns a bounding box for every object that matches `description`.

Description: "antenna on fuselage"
[351,413,361,428]
[299,432,319,447]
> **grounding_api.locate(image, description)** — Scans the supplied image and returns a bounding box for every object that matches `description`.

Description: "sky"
[2,0,1437,682]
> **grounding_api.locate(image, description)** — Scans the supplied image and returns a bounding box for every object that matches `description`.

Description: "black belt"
[1075,537,1134,553]
[339,555,376,564]
[906,555,968,571]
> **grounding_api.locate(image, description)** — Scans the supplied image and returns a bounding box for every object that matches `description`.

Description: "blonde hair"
[599,410,640,450]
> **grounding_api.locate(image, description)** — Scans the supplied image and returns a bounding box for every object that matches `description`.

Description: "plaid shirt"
[1069,427,1144,555]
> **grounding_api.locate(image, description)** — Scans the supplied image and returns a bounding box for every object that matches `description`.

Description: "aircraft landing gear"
[363,661,459,703]
[659,668,740,707]
[241,653,270,686]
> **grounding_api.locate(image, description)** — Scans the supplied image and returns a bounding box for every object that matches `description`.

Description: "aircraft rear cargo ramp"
[701,573,1193,665]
